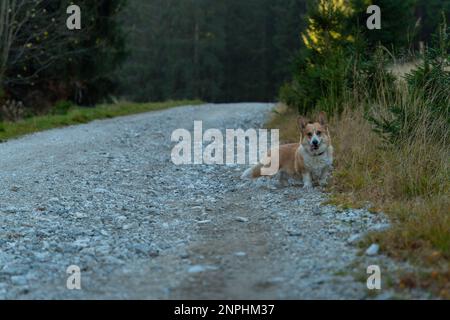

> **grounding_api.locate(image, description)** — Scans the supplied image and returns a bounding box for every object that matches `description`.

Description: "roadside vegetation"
[272,0,450,297]
[0,100,202,142]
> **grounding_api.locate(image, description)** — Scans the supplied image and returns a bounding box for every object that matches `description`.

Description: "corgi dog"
[241,112,333,188]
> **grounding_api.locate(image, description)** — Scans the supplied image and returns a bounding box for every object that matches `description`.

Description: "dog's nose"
[312,139,319,146]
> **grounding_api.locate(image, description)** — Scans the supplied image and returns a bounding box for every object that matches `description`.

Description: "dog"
[241,112,333,188]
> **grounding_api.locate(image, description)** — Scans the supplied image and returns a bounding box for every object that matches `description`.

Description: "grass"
[267,97,450,298]
[0,100,202,142]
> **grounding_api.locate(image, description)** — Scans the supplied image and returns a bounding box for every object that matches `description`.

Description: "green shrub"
[280,36,360,115]
[370,18,450,144]
[280,0,355,115]
[51,100,73,116]
[405,17,450,118]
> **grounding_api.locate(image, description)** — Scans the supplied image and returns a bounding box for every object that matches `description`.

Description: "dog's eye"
[317,131,322,136]
[307,132,313,137]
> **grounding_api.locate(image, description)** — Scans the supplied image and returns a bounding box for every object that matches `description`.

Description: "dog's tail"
[241,163,264,180]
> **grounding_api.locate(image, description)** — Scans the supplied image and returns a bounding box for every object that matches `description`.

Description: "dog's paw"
[303,184,313,191]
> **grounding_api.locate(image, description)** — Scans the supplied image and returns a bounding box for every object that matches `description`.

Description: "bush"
[51,100,73,116]
[406,18,450,117]
[0,100,26,122]
[369,18,450,144]
[281,47,352,115]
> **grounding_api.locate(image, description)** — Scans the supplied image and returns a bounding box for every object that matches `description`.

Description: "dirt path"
[0,103,427,299]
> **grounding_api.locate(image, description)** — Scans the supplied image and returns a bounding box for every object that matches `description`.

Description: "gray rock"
[11,275,28,286]
[73,238,91,248]
[72,212,87,219]
[188,265,218,273]
[2,263,29,275]
[234,252,247,257]
[366,244,380,256]
[347,234,362,244]
[196,220,211,225]
[287,229,302,237]
[312,206,322,215]
[369,223,391,233]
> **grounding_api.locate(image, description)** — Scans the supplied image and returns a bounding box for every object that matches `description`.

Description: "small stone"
[188,265,218,273]
[269,277,285,284]
[347,234,362,244]
[148,244,160,257]
[131,243,160,257]
[11,275,28,286]
[188,265,207,273]
[180,252,190,259]
[287,229,302,237]
[116,215,127,222]
[366,244,380,256]
[33,252,49,261]
[235,217,249,223]
[3,206,18,213]
[197,220,211,225]
[73,238,90,248]
[2,264,28,275]
[312,206,322,215]
[369,223,391,233]
[234,252,247,257]
[72,212,87,219]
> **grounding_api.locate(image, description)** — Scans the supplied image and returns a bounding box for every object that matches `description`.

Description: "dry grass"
[388,60,421,79]
[268,96,450,297]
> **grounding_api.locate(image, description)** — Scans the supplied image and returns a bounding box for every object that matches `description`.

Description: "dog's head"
[298,112,331,155]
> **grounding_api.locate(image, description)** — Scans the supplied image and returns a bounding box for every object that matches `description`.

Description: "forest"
[0,0,449,111]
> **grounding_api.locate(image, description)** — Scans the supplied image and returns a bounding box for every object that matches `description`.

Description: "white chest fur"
[299,146,333,179]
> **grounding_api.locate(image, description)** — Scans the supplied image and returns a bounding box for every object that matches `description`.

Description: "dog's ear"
[317,112,328,126]
[297,116,308,131]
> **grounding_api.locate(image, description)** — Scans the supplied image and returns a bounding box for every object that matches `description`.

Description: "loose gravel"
[0,103,430,299]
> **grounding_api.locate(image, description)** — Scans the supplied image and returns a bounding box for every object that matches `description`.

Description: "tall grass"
[273,26,450,295]
[331,49,449,296]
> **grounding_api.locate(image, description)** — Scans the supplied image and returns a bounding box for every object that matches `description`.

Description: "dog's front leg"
[319,163,333,187]
[302,172,313,189]
[319,171,329,187]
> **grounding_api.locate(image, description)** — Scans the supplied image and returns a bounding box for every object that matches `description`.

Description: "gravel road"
[0,103,428,299]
